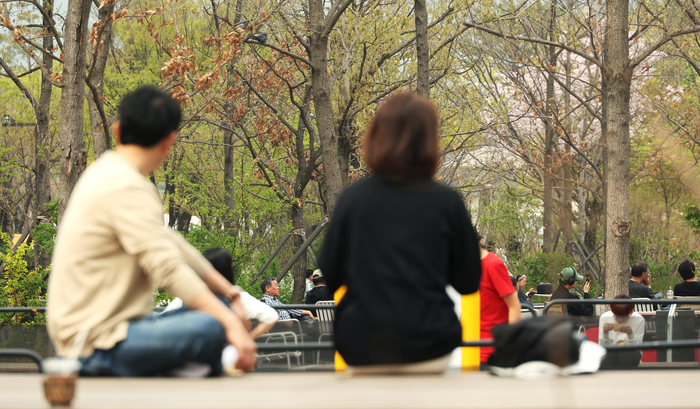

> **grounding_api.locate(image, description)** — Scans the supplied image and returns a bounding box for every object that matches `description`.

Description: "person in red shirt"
[479,242,521,365]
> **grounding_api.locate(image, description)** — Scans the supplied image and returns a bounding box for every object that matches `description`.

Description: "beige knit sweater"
[47,152,212,357]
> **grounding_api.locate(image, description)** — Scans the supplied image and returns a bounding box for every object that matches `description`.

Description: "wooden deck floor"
[2,370,699,409]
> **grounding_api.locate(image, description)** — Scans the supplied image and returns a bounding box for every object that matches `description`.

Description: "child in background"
[598,294,645,368]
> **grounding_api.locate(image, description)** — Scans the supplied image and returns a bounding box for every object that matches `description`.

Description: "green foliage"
[512,252,576,286]
[683,204,700,235]
[155,289,174,307]
[0,233,46,325]
[32,199,58,256]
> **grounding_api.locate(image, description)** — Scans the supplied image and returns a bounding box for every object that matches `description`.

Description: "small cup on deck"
[43,358,81,407]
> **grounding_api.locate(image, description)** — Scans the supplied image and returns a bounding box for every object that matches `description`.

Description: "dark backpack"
[488,316,582,368]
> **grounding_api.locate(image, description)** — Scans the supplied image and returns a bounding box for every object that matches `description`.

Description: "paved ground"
[1,370,699,409]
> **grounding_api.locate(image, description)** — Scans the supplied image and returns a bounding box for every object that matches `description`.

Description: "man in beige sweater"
[47,86,256,376]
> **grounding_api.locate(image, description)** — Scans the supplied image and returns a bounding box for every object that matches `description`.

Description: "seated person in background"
[512,276,532,307]
[480,243,521,368]
[674,260,700,296]
[305,269,333,315]
[261,277,316,322]
[515,274,536,302]
[551,267,593,317]
[629,261,657,300]
[305,269,314,296]
[164,248,279,339]
[599,294,645,368]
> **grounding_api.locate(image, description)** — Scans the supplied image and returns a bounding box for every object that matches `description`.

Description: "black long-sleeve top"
[319,176,482,366]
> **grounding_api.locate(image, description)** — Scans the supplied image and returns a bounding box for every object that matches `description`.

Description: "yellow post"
[461,291,480,371]
[334,285,348,372]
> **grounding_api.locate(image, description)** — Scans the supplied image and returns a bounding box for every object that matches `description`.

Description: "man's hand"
[603,323,614,333]
[582,281,590,293]
[302,310,317,321]
[226,325,257,371]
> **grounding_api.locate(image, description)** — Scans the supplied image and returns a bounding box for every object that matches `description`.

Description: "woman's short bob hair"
[610,294,634,317]
[363,92,440,178]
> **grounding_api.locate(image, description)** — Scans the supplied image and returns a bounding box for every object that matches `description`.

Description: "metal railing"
[541,298,700,314]
[0,349,43,372]
[544,298,700,362]
[0,307,46,313]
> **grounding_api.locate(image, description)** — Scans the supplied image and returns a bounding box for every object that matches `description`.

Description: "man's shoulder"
[74,153,155,199]
[551,285,576,299]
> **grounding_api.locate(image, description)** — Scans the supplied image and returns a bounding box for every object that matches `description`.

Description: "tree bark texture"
[223,128,237,233]
[602,0,632,298]
[221,0,245,234]
[88,11,114,158]
[414,0,429,96]
[561,52,574,254]
[542,0,557,254]
[307,0,345,215]
[58,0,91,222]
[290,204,307,304]
[34,0,54,268]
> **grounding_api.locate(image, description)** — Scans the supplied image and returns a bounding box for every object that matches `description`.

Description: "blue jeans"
[80,307,227,377]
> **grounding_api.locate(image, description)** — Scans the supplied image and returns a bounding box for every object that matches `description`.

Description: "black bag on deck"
[488,316,582,368]
[536,282,553,294]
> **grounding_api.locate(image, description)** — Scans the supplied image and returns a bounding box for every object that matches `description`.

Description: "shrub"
[0,233,47,325]
[514,252,576,286]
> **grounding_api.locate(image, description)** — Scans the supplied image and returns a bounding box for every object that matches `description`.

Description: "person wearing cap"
[305,269,333,316]
[673,260,700,296]
[550,267,593,316]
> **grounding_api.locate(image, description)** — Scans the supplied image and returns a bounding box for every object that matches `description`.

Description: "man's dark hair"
[313,276,326,286]
[203,248,233,284]
[260,277,276,294]
[631,261,648,278]
[678,260,696,281]
[119,86,181,147]
[306,269,314,279]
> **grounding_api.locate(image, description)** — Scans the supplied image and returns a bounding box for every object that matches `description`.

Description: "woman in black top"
[319,93,482,372]
[515,274,535,302]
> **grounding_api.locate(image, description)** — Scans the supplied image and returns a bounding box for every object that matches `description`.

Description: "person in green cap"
[550,267,593,317]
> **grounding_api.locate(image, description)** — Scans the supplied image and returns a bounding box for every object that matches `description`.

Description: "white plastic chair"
[315,300,335,364]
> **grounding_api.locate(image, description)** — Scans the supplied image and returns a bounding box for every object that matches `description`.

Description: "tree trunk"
[221,0,244,235]
[290,203,307,304]
[602,0,632,298]
[542,1,557,254]
[58,0,92,223]
[177,211,191,234]
[560,51,574,254]
[308,0,344,214]
[223,128,237,233]
[33,0,54,268]
[414,0,429,96]
[87,6,114,159]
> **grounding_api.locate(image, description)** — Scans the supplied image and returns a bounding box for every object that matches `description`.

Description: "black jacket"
[629,280,655,299]
[674,281,700,296]
[305,285,333,316]
[551,284,593,316]
[319,176,481,365]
